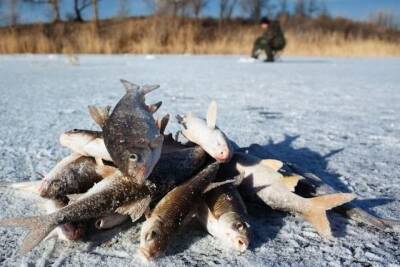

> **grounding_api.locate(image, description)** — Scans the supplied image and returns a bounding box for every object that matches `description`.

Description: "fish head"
[59,129,99,153]
[139,216,168,261]
[204,129,233,162]
[120,135,164,182]
[218,212,251,252]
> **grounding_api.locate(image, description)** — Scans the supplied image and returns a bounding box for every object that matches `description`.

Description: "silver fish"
[199,184,251,252]
[222,152,355,238]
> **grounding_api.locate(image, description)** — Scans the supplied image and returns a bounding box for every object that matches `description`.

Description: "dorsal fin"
[157,114,170,134]
[282,175,301,192]
[120,79,140,93]
[260,159,283,171]
[140,84,160,95]
[148,101,162,113]
[88,105,111,128]
[206,100,217,129]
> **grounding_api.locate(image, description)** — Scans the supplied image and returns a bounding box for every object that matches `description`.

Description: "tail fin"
[303,193,355,238]
[0,215,56,254]
[140,84,160,95]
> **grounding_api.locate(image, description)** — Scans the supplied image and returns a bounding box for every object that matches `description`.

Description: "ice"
[0,55,399,266]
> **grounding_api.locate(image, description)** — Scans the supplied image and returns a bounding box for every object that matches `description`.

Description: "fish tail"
[0,215,57,254]
[140,84,160,95]
[9,181,41,194]
[302,193,355,238]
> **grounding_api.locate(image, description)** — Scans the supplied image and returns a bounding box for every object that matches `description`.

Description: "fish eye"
[129,153,139,162]
[72,129,79,132]
[234,222,245,231]
[145,230,158,241]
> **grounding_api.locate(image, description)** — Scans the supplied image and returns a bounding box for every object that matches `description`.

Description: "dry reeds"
[0,17,399,57]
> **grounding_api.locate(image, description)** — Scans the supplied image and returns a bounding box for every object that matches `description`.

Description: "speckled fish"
[38,155,105,199]
[198,183,251,252]
[176,101,233,162]
[0,167,151,254]
[139,162,220,261]
[221,152,355,238]
[88,79,164,182]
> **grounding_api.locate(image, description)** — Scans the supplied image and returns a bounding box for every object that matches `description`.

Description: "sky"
[7,0,400,25]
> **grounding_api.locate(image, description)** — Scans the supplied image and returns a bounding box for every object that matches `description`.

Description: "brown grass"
[0,17,399,57]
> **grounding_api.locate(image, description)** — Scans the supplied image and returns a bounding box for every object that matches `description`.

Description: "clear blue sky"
[14,0,400,24]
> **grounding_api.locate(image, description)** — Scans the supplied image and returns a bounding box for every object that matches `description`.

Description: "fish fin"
[149,135,164,149]
[144,207,152,219]
[260,159,283,171]
[0,215,56,254]
[95,214,129,230]
[115,196,152,223]
[140,84,160,95]
[95,165,120,178]
[148,101,162,114]
[303,193,355,238]
[1,181,41,194]
[282,175,301,192]
[204,177,238,193]
[206,100,217,129]
[88,105,110,128]
[120,79,140,93]
[157,114,170,134]
[176,114,188,130]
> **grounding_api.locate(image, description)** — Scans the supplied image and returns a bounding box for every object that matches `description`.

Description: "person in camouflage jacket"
[251,17,286,62]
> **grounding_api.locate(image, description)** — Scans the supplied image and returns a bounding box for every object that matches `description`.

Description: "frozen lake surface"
[0,55,399,266]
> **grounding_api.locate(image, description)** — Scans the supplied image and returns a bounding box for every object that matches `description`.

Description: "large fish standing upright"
[88,80,164,183]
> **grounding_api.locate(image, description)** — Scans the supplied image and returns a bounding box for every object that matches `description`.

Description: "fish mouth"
[138,247,157,261]
[234,236,249,252]
[214,151,232,162]
[61,223,85,240]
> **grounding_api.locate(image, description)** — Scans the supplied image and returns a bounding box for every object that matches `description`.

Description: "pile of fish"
[1,79,399,261]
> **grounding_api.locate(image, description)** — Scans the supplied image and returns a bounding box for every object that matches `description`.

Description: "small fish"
[38,155,105,199]
[88,80,164,182]
[176,100,233,162]
[59,129,111,161]
[199,184,251,252]
[139,162,220,261]
[0,169,151,254]
[222,152,355,238]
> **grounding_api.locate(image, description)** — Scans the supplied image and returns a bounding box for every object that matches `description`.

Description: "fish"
[59,129,111,161]
[198,183,251,252]
[0,168,151,254]
[221,152,355,238]
[59,119,188,159]
[286,162,400,233]
[176,100,233,162]
[88,79,164,182]
[38,155,105,199]
[139,162,220,261]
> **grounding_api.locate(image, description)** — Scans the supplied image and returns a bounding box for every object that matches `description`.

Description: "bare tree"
[117,0,131,18]
[24,0,61,22]
[370,11,398,29]
[152,0,191,17]
[190,0,208,18]
[92,0,98,22]
[294,0,306,18]
[306,0,318,18]
[72,0,94,22]
[240,0,270,22]
[219,0,237,21]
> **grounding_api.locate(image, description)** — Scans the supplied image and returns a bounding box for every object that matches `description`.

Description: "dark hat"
[260,17,270,24]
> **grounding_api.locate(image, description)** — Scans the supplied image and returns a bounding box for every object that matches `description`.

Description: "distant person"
[251,17,286,62]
